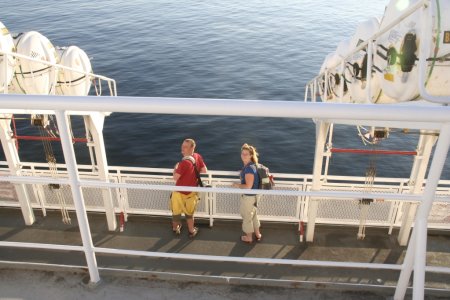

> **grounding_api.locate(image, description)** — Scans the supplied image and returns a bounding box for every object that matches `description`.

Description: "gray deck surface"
[0,207,449,299]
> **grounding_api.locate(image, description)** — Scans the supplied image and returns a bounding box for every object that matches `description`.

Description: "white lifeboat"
[346,18,385,103]
[56,46,92,96]
[0,21,16,93]
[373,0,450,102]
[11,31,57,95]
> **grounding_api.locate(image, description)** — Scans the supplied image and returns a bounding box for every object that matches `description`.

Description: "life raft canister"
[11,31,58,95]
[373,0,450,102]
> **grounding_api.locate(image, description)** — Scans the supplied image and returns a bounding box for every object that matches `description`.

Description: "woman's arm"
[233,173,254,189]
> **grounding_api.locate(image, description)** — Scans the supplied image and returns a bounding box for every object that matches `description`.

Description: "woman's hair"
[241,143,259,164]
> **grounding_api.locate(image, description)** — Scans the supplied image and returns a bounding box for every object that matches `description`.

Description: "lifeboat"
[0,21,15,93]
[56,46,92,96]
[11,31,57,95]
[373,0,450,102]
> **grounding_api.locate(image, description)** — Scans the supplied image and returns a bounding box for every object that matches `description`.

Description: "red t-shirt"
[175,153,206,194]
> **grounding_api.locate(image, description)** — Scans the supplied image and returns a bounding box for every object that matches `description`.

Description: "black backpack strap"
[182,155,204,187]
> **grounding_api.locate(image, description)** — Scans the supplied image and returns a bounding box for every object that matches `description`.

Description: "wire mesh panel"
[0,182,17,204]
[315,184,398,226]
[123,178,172,213]
[257,185,299,219]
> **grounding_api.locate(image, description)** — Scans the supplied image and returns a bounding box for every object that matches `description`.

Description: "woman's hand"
[233,183,240,188]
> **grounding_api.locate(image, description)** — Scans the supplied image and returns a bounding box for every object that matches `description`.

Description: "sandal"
[241,235,253,243]
[173,224,182,235]
[189,227,199,238]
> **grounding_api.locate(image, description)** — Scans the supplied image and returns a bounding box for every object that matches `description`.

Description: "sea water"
[2,0,449,179]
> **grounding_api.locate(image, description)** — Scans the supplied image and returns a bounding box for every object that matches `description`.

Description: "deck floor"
[0,207,449,298]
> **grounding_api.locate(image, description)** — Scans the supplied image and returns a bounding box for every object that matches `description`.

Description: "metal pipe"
[55,110,100,283]
[0,94,450,123]
[93,246,402,270]
[0,174,428,201]
[413,123,450,300]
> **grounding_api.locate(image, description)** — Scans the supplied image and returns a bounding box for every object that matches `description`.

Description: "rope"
[36,116,71,224]
[357,146,377,240]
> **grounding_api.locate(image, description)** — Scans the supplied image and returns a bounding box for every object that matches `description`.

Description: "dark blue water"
[2,0,449,179]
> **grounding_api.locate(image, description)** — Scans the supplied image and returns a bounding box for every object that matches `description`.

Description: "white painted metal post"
[0,116,35,225]
[86,113,117,231]
[398,132,437,245]
[394,123,450,300]
[55,110,100,283]
[306,121,330,242]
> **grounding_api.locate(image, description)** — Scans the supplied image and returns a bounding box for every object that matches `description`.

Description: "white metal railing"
[0,96,449,299]
[0,162,449,230]
[0,48,117,97]
[304,0,450,105]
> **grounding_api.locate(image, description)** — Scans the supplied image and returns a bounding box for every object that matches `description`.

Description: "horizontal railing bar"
[0,175,427,201]
[93,246,403,270]
[0,241,83,252]
[0,95,450,124]
[0,49,116,84]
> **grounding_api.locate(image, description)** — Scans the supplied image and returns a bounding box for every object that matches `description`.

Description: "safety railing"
[0,48,117,97]
[0,95,449,300]
[0,162,449,230]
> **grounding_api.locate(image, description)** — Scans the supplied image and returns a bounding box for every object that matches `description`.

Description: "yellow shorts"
[170,191,199,217]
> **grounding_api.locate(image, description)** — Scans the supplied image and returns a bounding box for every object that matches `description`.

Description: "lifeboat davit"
[346,18,384,103]
[373,0,450,102]
[11,31,57,95]
[0,21,16,93]
[56,46,92,96]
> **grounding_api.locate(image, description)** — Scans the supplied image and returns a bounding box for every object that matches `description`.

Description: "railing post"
[55,110,100,284]
[306,121,330,242]
[398,131,437,245]
[0,116,35,225]
[394,123,450,300]
[86,113,117,231]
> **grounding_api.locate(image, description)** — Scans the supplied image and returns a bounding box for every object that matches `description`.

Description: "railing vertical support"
[86,113,117,231]
[0,116,34,225]
[398,131,437,245]
[55,110,100,284]
[306,121,330,242]
[394,123,450,300]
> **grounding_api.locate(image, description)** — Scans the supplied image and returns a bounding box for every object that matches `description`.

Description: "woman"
[233,143,262,243]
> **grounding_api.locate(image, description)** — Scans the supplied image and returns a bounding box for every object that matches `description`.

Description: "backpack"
[255,163,274,190]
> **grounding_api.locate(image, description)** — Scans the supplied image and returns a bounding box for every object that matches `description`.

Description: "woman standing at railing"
[233,143,262,243]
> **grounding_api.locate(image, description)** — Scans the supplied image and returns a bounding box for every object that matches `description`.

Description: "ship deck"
[1,207,449,298]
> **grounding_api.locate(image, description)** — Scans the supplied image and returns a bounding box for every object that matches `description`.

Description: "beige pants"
[239,195,260,234]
